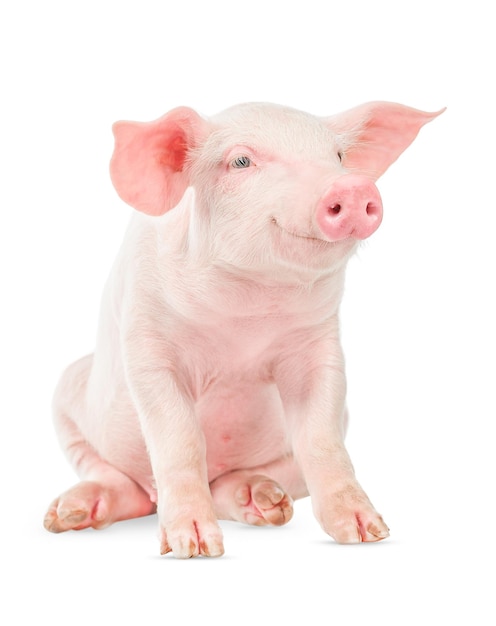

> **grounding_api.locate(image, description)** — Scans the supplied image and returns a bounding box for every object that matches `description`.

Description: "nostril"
[366,201,380,217]
[329,203,341,215]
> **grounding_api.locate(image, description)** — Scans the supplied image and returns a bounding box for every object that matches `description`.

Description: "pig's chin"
[270,218,357,271]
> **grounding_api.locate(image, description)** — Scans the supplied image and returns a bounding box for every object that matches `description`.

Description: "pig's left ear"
[110,107,209,215]
[325,102,445,180]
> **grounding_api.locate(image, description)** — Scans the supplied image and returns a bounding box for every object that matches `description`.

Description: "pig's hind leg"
[44,356,155,533]
[44,429,155,533]
[44,475,155,533]
[210,456,307,526]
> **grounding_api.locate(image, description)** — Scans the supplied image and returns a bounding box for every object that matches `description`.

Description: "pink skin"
[44,101,444,558]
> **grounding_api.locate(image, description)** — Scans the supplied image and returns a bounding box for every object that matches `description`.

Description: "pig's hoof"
[333,515,390,544]
[159,518,225,558]
[317,486,390,544]
[44,481,113,532]
[234,475,294,526]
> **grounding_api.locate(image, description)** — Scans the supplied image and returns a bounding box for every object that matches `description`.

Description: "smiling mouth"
[271,217,331,244]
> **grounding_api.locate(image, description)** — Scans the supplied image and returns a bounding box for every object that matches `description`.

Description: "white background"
[1,1,494,624]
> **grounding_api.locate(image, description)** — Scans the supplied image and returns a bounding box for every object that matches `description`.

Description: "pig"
[44,101,443,558]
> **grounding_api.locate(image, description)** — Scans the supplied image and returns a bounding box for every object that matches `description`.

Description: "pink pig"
[44,101,443,558]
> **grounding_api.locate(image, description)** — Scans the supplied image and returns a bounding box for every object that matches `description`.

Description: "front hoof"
[160,519,225,558]
[316,485,389,544]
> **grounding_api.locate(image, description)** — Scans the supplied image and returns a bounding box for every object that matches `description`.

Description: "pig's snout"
[316,175,383,241]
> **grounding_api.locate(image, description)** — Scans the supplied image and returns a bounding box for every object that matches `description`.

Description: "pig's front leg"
[123,327,224,558]
[278,331,389,544]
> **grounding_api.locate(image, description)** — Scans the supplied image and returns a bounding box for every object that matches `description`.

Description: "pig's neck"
[171,261,346,323]
[213,260,345,293]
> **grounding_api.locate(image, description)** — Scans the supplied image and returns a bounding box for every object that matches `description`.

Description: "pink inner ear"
[158,130,188,171]
[110,107,207,216]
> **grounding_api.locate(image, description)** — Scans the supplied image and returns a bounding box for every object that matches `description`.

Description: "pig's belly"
[198,380,290,482]
[99,378,289,494]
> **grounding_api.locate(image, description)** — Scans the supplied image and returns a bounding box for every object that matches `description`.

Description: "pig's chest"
[164,278,337,478]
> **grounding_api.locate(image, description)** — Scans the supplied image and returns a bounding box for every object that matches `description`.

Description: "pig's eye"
[337,151,343,162]
[231,155,252,169]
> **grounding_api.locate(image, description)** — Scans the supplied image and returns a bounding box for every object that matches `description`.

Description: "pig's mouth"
[271,218,334,245]
[270,216,358,271]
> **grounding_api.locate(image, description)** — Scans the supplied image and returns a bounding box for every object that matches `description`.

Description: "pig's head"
[110,102,443,278]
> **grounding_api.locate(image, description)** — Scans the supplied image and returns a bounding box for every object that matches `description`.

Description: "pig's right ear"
[325,102,445,180]
[110,107,208,216]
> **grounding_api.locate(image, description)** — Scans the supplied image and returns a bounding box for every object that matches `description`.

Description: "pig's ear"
[110,107,208,215]
[326,102,445,180]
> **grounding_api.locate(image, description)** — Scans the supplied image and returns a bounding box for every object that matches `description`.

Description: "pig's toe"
[235,475,294,526]
[329,513,390,544]
[160,518,224,558]
[44,481,112,533]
